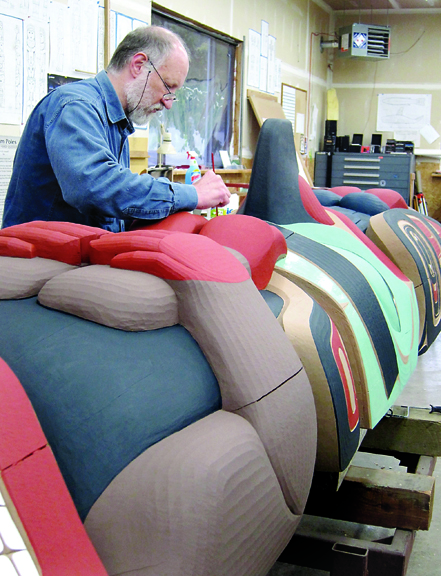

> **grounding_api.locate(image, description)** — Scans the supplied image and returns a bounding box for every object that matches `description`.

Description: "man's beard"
[125,76,164,126]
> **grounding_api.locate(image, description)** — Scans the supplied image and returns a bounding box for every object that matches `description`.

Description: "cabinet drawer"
[378,155,412,169]
[331,176,381,187]
[330,152,412,204]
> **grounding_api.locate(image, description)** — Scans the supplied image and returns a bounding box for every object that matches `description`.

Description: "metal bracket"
[320,36,339,53]
[388,405,410,418]
[387,405,441,418]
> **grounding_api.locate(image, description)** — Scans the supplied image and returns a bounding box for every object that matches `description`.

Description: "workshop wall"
[5,3,440,178]
[153,0,333,162]
[332,12,441,151]
[0,0,333,165]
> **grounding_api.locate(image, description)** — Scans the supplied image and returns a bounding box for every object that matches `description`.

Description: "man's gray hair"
[107,25,189,72]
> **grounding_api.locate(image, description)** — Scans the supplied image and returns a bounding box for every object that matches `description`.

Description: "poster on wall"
[23,18,49,124]
[260,20,268,57]
[377,94,432,132]
[70,0,99,75]
[0,1,22,18]
[97,4,116,72]
[116,13,133,46]
[267,35,276,94]
[0,14,23,125]
[247,22,277,94]
[247,29,260,88]
[49,0,73,75]
[259,56,268,92]
[0,0,48,20]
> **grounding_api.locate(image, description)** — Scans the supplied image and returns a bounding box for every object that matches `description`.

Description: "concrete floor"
[267,335,441,576]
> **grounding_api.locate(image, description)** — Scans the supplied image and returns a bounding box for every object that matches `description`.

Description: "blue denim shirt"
[2,71,198,232]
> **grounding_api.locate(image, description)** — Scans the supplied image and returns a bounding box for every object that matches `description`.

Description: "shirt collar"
[95,70,135,134]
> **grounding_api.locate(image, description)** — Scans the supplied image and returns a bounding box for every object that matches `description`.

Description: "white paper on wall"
[260,20,268,57]
[420,124,439,145]
[0,0,29,19]
[296,113,305,135]
[267,35,276,95]
[69,0,98,75]
[29,0,49,22]
[0,14,23,125]
[259,56,268,92]
[116,13,132,46]
[247,29,260,88]
[23,18,49,123]
[377,93,432,132]
[49,0,73,75]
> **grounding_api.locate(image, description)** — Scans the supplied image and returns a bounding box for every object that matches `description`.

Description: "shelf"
[172,168,252,186]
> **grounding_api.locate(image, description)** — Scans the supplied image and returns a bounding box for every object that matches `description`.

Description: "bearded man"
[2,26,230,231]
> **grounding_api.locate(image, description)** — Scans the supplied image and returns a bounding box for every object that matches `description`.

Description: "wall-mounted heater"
[338,23,390,60]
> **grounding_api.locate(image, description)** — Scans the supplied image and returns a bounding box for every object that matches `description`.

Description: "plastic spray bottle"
[185,151,201,185]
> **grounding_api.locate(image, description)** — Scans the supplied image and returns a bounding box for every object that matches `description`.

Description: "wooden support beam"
[306,459,435,531]
[361,407,441,456]
[281,409,439,573]
[339,465,433,530]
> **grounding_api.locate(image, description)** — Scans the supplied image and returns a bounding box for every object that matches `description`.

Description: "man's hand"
[193,170,231,210]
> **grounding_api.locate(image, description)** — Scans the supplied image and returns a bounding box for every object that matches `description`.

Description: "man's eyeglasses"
[149,59,177,103]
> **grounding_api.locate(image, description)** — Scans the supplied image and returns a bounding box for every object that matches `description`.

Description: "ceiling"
[323,0,441,11]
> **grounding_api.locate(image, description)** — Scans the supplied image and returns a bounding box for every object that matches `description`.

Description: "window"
[150,8,238,168]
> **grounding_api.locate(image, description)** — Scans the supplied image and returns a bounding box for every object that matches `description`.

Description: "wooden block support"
[277,408,440,573]
[340,465,433,531]
[361,407,441,457]
[306,462,435,531]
